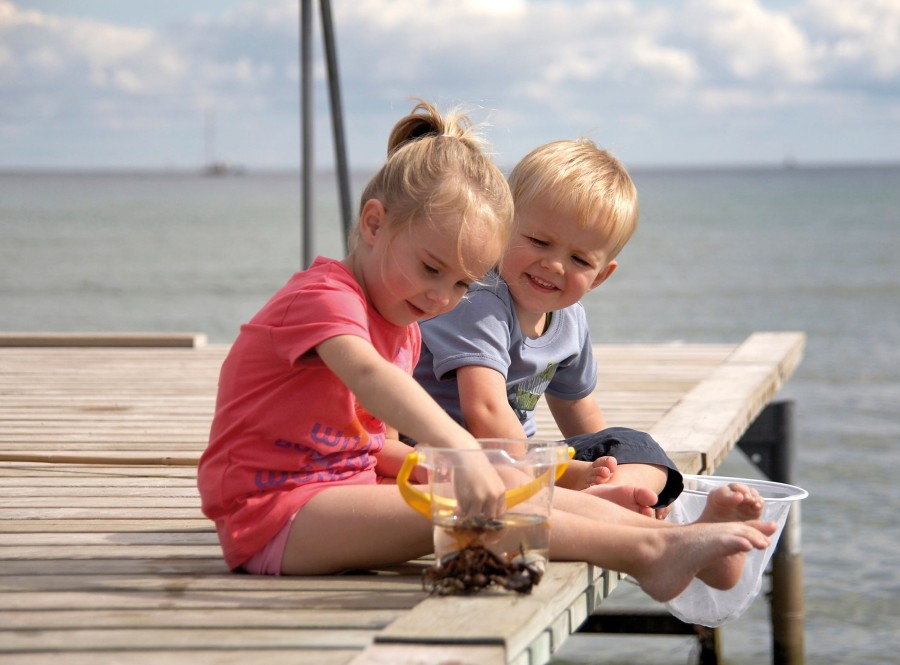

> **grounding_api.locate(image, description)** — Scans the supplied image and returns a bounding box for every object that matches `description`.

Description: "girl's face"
[358,201,503,327]
[500,194,617,322]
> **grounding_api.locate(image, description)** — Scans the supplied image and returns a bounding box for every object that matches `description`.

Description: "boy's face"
[500,194,617,315]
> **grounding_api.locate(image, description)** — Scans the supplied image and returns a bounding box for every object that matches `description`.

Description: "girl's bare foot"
[583,484,658,517]
[679,486,766,588]
[697,483,765,523]
[635,520,776,602]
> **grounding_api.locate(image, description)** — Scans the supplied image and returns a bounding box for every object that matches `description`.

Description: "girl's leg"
[548,508,776,602]
[550,485,774,592]
[581,483,658,517]
[281,484,433,575]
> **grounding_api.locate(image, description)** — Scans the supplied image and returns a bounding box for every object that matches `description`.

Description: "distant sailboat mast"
[202,108,231,176]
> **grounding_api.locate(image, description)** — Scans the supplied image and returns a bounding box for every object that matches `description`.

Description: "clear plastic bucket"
[397,438,570,592]
[665,474,808,626]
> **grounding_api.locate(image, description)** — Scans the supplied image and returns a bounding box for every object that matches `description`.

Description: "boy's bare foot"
[697,483,765,523]
[635,520,776,602]
[583,484,658,517]
[587,455,617,486]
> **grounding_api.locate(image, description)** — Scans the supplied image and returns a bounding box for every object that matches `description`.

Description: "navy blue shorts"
[566,427,684,508]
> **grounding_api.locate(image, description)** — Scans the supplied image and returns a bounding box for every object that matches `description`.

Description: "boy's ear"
[590,260,617,290]
[358,199,387,245]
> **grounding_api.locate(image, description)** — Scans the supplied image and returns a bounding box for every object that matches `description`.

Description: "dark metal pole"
[300,0,314,268]
[319,0,353,249]
[737,401,806,665]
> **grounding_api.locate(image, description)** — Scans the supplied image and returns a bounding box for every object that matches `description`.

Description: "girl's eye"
[456,280,470,290]
[423,263,439,275]
[528,236,548,247]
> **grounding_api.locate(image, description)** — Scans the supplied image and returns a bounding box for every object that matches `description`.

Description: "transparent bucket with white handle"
[665,474,808,626]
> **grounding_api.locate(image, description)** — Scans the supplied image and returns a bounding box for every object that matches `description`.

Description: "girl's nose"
[426,287,451,308]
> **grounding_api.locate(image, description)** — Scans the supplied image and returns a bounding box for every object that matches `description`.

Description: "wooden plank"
[367,562,600,664]
[353,644,506,665]
[0,332,208,347]
[0,627,379,652]
[0,651,358,665]
[0,607,408,630]
[0,572,430,594]
[649,332,805,471]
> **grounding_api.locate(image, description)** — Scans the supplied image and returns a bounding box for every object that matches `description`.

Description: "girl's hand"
[453,450,507,520]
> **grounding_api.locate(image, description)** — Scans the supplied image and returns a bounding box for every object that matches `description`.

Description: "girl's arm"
[374,434,427,484]
[456,364,528,439]
[315,334,506,515]
[317,335,480,451]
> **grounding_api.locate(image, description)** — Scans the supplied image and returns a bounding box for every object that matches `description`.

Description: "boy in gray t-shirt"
[414,139,683,514]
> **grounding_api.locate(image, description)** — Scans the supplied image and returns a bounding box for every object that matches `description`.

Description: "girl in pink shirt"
[197,100,776,603]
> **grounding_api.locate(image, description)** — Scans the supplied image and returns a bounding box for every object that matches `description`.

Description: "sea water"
[2,165,899,664]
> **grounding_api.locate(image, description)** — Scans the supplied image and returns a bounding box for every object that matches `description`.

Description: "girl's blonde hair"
[351,100,514,279]
[507,139,638,261]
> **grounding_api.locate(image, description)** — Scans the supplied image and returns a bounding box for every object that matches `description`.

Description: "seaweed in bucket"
[423,516,547,595]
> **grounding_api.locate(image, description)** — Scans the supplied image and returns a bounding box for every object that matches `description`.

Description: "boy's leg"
[281,484,433,575]
[568,427,684,507]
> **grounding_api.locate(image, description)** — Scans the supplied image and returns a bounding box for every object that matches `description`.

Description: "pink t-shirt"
[197,257,421,570]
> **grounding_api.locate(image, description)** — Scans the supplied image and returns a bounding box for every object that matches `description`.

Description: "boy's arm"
[456,364,528,439]
[546,393,607,438]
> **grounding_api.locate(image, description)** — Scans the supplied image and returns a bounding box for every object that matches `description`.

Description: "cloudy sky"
[2,0,898,171]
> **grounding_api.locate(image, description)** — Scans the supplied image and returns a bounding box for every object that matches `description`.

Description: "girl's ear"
[358,199,387,246]
[590,260,617,290]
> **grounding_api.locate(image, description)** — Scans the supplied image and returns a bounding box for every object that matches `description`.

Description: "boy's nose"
[541,255,564,273]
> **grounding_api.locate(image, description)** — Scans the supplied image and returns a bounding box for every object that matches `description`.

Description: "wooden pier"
[0,331,805,664]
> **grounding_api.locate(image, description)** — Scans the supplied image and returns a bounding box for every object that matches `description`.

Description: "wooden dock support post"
[737,400,805,665]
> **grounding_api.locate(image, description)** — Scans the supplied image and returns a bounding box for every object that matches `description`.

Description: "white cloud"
[0,0,897,168]
[684,0,816,84]
[803,0,900,80]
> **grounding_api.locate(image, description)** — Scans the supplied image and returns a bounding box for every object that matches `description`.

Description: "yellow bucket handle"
[396,447,574,519]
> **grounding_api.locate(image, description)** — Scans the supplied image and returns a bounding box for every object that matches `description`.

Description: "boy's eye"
[423,263,439,275]
[572,256,592,268]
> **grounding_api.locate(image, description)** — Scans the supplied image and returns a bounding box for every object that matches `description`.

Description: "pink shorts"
[240,511,298,576]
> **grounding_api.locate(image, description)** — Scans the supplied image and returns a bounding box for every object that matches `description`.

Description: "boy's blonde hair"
[507,139,638,261]
[351,100,514,280]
